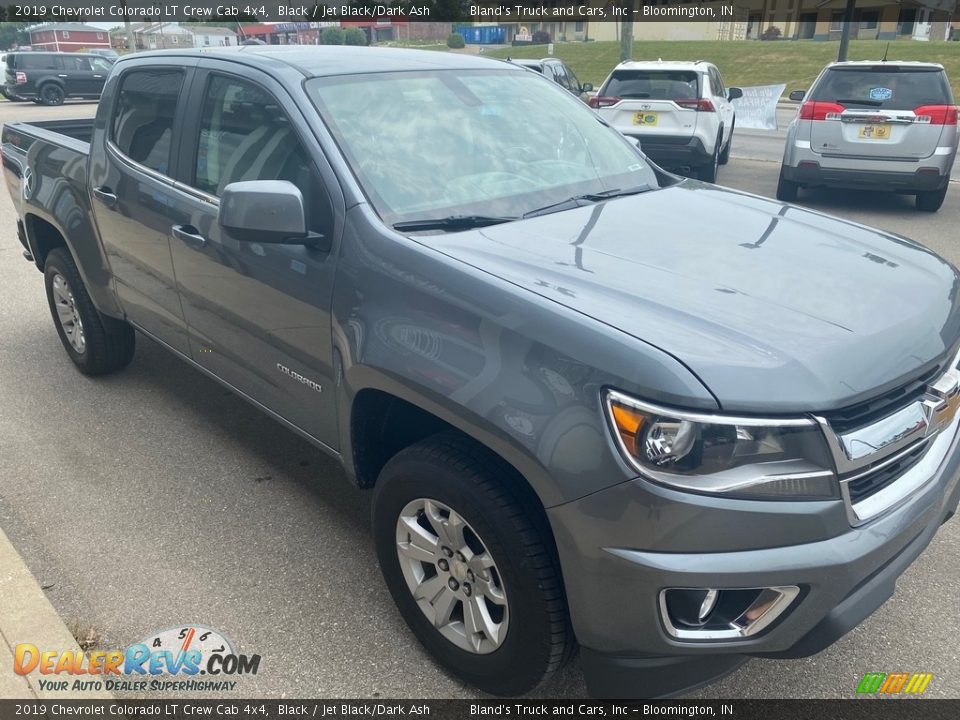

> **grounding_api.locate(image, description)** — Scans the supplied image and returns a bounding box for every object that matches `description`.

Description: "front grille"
[845,442,929,505]
[825,365,942,435]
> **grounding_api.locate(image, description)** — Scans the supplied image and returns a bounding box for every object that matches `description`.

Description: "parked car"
[84,48,119,63]
[4,47,960,699]
[508,57,593,102]
[778,61,958,212]
[590,60,742,182]
[2,51,113,106]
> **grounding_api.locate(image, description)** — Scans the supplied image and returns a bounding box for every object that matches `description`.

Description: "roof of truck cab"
[125,46,521,78]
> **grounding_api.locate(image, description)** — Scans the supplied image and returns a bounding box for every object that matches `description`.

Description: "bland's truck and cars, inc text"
[3,46,960,698]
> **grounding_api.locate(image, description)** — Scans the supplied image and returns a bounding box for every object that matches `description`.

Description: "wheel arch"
[342,369,562,509]
[23,212,124,321]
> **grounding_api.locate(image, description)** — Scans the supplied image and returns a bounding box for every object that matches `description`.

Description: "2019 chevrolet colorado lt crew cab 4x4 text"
[3,47,960,699]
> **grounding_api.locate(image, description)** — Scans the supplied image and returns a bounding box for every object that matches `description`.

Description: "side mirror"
[219,180,311,244]
[727,87,743,101]
[581,82,594,93]
[788,89,806,102]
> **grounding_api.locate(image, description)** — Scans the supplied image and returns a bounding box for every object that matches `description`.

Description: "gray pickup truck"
[4,47,960,699]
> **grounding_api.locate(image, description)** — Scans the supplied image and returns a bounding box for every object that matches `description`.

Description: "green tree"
[344,27,368,46]
[0,16,29,50]
[321,27,345,46]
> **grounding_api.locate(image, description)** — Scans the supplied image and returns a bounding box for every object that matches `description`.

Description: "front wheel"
[698,134,721,183]
[372,434,573,696]
[718,121,734,165]
[916,183,948,212]
[44,248,135,375]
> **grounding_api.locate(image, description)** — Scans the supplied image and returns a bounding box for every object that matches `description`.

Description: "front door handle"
[92,186,117,209]
[172,224,207,248]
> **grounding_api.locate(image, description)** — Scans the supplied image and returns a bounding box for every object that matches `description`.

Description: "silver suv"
[591,60,742,182]
[778,61,958,212]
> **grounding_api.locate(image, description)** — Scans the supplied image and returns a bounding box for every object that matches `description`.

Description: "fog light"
[660,586,800,640]
[663,588,719,628]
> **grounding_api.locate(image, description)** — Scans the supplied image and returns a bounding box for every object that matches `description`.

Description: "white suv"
[591,60,741,182]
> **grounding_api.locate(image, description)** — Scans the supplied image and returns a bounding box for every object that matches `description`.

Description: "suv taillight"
[913,105,958,125]
[15,71,26,85]
[675,98,715,112]
[588,96,620,109]
[798,101,845,121]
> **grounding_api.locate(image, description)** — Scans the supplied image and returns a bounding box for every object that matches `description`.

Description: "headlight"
[605,390,838,499]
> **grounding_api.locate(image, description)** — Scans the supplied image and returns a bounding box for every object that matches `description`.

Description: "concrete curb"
[0,526,112,699]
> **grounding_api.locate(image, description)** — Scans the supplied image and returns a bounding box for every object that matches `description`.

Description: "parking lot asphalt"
[1,99,959,699]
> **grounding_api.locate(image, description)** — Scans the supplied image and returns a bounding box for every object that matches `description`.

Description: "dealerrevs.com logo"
[856,672,934,696]
[14,626,260,693]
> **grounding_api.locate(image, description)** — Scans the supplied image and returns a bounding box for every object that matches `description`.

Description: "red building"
[27,23,112,53]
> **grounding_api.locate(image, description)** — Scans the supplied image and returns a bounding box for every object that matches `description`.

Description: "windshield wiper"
[523,185,653,219]
[392,215,517,232]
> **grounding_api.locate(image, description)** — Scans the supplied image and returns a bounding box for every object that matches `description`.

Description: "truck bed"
[4,118,94,148]
[1,118,92,216]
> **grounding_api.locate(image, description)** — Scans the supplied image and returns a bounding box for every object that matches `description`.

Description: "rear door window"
[550,63,572,91]
[811,67,953,110]
[111,68,185,175]
[602,70,700,101]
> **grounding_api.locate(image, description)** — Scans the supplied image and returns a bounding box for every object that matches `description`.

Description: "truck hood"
[414,182,960,413]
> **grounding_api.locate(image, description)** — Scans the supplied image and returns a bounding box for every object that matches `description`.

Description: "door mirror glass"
[789,89,805,102]
[219,180,307,243]
[581,82,594,93]
[727,87,743,101]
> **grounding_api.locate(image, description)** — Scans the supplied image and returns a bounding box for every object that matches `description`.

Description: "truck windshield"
[306,69,660,229]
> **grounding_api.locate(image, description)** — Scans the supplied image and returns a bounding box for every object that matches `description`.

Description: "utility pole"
[619,1,634,62]
[120,0,136,53]
[836,0,857,62]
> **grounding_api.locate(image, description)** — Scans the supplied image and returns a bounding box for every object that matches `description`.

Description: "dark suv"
[3,51,112,106]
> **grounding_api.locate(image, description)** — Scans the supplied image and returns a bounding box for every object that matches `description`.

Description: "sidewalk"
[0,526,111,699]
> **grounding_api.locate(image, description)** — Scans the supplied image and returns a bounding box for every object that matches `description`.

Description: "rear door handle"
[92,186,117,209]
[172,224,207,248]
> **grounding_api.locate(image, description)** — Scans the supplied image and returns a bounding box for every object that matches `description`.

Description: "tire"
[43,248,135,375]
[698,134,720,183]
[39,83,65,106]
[776,168,800,202]
[718,121,733,165]
[372,434,573,696]
[916,183,948,213]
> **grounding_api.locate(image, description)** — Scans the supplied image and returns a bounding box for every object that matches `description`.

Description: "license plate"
[633,111,658,127]
[858,125,891,140]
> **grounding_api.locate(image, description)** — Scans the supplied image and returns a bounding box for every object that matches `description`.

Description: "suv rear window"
[810,67,953,110]
[602,70,700,100]
[9,54,61,71]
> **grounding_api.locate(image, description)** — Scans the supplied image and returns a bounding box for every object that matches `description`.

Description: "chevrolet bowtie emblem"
[923,370,960,433]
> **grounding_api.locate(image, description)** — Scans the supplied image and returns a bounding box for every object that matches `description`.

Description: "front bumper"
[548,411,960,698]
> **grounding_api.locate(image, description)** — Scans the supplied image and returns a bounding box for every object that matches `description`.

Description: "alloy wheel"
[395,498,509,654]
[51,273,85,354]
